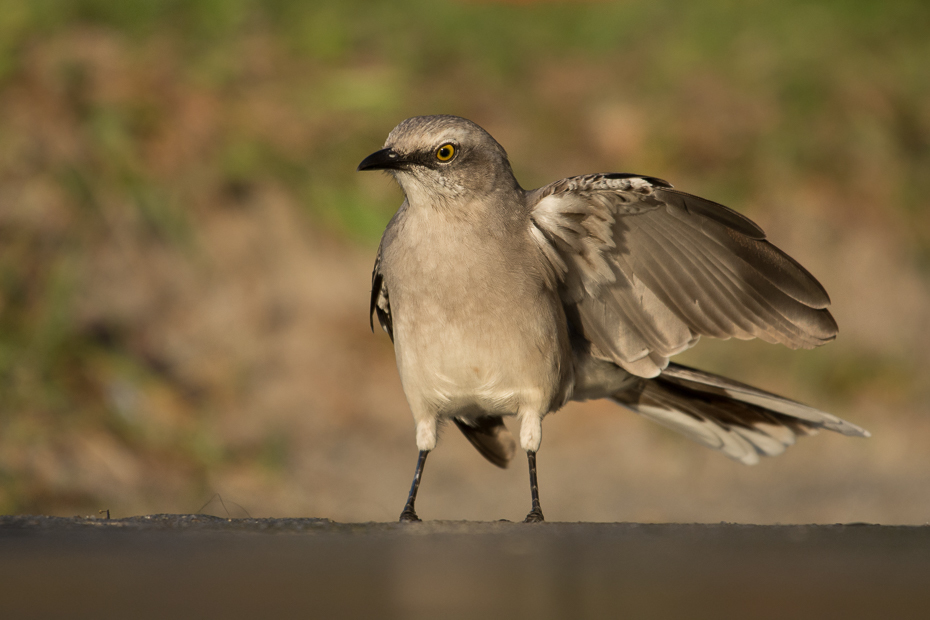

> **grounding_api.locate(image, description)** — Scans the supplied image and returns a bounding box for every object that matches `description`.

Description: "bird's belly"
[392,300,568,421]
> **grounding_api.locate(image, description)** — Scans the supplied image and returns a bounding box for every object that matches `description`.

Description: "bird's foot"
[399,507,421,522]
[523,508,545,523]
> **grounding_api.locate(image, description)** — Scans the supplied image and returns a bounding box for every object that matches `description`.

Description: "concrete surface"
[1,515,928,619]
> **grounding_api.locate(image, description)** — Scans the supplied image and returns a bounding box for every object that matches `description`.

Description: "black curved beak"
[357,148,406,172]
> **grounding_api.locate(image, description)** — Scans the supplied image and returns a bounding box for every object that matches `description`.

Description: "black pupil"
[439,146,451,159]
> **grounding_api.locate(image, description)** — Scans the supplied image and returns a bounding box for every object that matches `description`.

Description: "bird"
[357,114,869,523]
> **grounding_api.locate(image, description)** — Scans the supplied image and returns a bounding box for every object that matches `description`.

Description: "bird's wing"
[527,173,837,378]
[370,242,394,342]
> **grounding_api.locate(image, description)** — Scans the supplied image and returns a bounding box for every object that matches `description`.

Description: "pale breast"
[382,208,572,420]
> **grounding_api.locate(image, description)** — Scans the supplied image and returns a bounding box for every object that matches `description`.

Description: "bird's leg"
[524,450,545,523]
[399,450,428,522]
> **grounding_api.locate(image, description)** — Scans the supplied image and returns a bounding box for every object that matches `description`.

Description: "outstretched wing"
[528,173,837,378]
[370,242,393,342]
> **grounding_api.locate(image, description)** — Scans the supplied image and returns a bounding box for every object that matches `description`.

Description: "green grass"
[5,0,925,224]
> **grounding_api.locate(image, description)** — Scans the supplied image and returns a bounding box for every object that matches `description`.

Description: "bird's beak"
[357,148,406,172]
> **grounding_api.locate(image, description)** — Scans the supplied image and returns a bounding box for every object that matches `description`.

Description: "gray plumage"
[358,115,868,522]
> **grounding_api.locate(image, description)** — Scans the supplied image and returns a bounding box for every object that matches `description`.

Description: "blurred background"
[1,0,928,524]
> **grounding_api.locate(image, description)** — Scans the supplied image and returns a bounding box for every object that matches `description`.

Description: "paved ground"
[1,515,928,619]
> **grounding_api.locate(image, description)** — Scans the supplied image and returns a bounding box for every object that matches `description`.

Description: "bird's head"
[357,115,520,207]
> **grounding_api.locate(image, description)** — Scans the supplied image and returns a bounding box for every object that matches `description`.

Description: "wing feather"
[528,174,837,377]
[370,245,393,342]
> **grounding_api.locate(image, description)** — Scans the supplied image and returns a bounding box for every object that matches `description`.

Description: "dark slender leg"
[399,450,428,522]
[524,450,545,523]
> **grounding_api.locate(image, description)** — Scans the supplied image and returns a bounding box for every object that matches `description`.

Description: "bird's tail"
[611,362,869,465]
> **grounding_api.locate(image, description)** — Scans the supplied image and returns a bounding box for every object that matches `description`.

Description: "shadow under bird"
[358,115,869,523]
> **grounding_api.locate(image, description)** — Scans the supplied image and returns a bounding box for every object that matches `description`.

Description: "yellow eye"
[435,143,456,162]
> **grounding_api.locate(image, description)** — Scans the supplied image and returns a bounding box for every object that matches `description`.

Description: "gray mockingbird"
[358,115,868,523]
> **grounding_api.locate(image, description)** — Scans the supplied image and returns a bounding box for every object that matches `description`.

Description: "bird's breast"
[382,209,572,418]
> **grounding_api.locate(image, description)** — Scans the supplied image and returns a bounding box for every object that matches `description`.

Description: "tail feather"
[611,362,869,465]
[454,416,516,468]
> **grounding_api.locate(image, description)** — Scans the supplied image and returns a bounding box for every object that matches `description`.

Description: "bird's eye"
[435,143,456,162]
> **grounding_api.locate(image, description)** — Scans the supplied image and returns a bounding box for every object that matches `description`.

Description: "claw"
[399,509,421,523]
[523,509,545,523]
